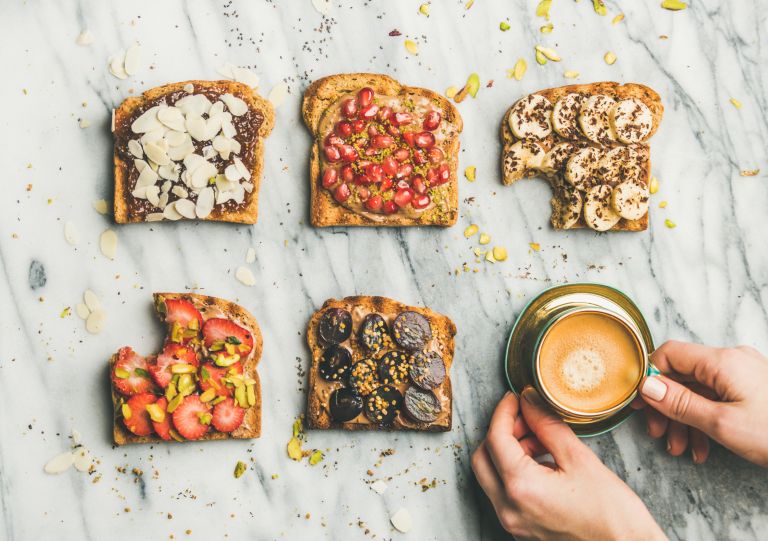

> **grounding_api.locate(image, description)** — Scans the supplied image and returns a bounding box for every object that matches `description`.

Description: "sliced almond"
[390,508,413,533]
[312,0,332,15]
[83,290,100,312]
[100,229,117,260]
[268,82,288,107]
[75,303,90,319]
[108,51,128,80]
[220,94,248,116]
[128,139,143,159]
[85,309,106,334]
[64,221,79,246]
[236,266,256,286]
[174,198,196,219]
[370,480,388,494]
[92,199,108,215]
[73,448,91,472]
[246,247,256,264]
[131,105,162,134]
[195,187,215,219]
[44,452,74,474]
[163,201,183,221]
[75,30,94,46]
[123,42,141,75]
[157,106,186,131]
[175,94,213,117]
[234,157,251,180]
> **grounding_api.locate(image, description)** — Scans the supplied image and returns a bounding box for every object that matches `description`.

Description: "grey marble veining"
[1,1,767,540]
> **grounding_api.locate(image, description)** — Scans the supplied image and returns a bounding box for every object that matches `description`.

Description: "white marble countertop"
[1,1,767,540]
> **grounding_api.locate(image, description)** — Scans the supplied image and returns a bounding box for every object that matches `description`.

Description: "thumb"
[640,375,722,433]
[520,387,590,468]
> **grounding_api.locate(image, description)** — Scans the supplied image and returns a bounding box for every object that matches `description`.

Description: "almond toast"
[113,80,274,224]
[110,293,262,445]
[302,73,463,227]
[305,296,456,432]
[500,82,663,232]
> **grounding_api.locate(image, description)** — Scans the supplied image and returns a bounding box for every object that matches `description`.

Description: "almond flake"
[404,39,419,55]
[390,508,412,533]
[175,198,196,219]
[184,83,194,93]
[564,70,580,79]
[79,118,91,129]
[246,248,256,264]
[740,169,760,177]
[108,51,128,80]
[100,229,117,260]
[146,212,165,222]
[612,13,625,24]
[235,266,256,286]
[75,303,90,319]
[131,105,162,134]
[604,51,617,65]
[83,290,101,312]
[75,30,94,46]
[268,82,289,107]
[86,309,106,334]
[73,448,91,472]
[157,106,186,131]
[123,42,141,75]
[224,164,243,182]
[128,139,143,158]
[311,0,331,15]
[220,93,248,116]
[163,201,183,221]
[44,452,74,474]
[92,199,108,214]
[370,480,388,494]
[195,187,215,218]
[218,64,260,89]
[64,221,79,246]
[234,157,251,180]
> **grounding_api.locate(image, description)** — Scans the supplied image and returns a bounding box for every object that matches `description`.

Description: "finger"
[485,392,530,479]
[519,387,589,469]
[513,412,531,440]
[651,341,723,388]
[666,421,688,457]
[519,434,548,458]
[645,407,669,439]
[471,442,505,505]
[689,428,710,464]
[639,375,722,434]
[630,395,645,409]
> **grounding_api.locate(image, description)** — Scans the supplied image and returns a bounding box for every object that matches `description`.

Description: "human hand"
[471,388,666,541]
[637,341,768,467]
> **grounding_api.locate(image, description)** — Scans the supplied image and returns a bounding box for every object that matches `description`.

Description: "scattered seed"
[604,51,617,65]
[464,166,476,182]
[664,219,677,229]
[730,98,742,109]
[499,21,510,31]
[661,0,687,10]
[404,39,419,55]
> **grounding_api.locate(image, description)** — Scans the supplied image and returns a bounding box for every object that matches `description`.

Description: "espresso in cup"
[536,310,645,416]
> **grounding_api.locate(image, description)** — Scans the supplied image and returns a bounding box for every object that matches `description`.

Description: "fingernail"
[692,449,699,464]
[504,390,512,398]
[666,440,672,453]
[522,387,543,406]
[641,376,667,402]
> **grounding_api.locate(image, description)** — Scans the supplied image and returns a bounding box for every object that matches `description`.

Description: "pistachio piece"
[246,383,256,406]
[535,0,552,19]
[511,58,527,81]
[740,169,760,177]
[235,385,248,408]
[115,367,130,379]
[659,201,668,209]
[167,393,184,413]
[730,98,742,109]
[418,3,429,16]
[661,0,687,10]
[535,45,561,61]
[177,374,195,396]
[210,396,226,406]
[199,388,216,403]
[499,21,510,31]
[169,428,184,442]
[146,403,165,423]
[287,437,303,461]
[612,13,625,24]
[464,224,479,238]
[530,242,541,252]
[292,417,303,438]
[492,247,508,261]
[479,233,491,245]
[563,70,580,79]
[485,251,496,263]
[214,352,241,367]
[535,49,547,65]
[540,23,553,34]
[165,381,178,401]
[234,461,247,478]
[664,219,677,229]
[171,363,196,374]
[121,403,132,419]
[454,73,481,103]
[649,176,660,194]
[198,412,212,425]
[592,0,607,15]
[464,166,476,182]
[309,450,324,466]
[604,51,617,65]
[404,39,419,55]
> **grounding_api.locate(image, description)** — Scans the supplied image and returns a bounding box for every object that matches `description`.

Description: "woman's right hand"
[638,341,768,467]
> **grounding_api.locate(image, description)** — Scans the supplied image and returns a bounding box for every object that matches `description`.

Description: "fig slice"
[319,345,352,382]
[409,351,446,390]
[329,388,363,423]
[404,386,441,423]
[364,385,403,426]
[318,308,352,345]
[392,311,432,351]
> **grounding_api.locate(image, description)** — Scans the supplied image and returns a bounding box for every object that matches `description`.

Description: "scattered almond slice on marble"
[123,42,141,75]
[246,247,256,264]
[72,447,92,472]
[370,480,388,494]
[390,508,413,533]
[64,221,79,246]
[83,290,100,312]
[100,229,117,260]
[75,30,94,46]
[404,39,419,55]
[218,62,260,89]
[86,309,106,334]
[236,266,256,286]
[75,303,90,320]
[44,452,75,474]
[311,0,331,15]
[108,50,128,80]
[79,119,91,129]
[268,82,289,107]
[92,199,108,214]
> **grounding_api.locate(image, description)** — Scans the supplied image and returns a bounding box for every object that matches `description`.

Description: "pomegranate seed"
[412,175,427,194]
[365,147,378,156]
[397,163,413,179]
[357,87,374,108]
[321,168,338,189]
[393,187,414,208]
[334,183,351,202]
[365,163,384,183]
[383,200,398,214]
[352,119,366,133]
[340,165,355,183]
[414,131,436,149]
[429,164,451,186]
[396,179,410,190]
[360,104,379,120]
[357,186,370,201]
[381,156,398,176]
[365,195,383,212]
[324,145,341,162]
[378,106,393,122]
[402,132,416,147]
[427,168,437,185]
[392,112,412,126]
[379,178,393,191]
[387,125,400,137]
[335,121,353,138]
[427,147,444,164]
[393,148,410,162]
[339,144,358,163]
[358,160,372,169]
[412,149,427,165]
[423,111,442,131]
[367,124,380,137]
[371,134,394,149]
[354,174,372,185]
[341,99,357,119]
[412,194,431,209]
[325,134,343,147]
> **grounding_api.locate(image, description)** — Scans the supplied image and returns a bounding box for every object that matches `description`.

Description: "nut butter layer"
[113,80,274,224]
[499,81,663,232]
[306,296,456,432]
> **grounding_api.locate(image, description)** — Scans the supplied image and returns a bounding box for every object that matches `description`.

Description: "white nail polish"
[641,376,667,401]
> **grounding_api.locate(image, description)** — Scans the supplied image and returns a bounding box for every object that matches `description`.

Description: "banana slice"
[550,186,582,229]
[552,93,587,139]
[596,147,645,186]
[611,179,650,220]
[540,142,578,175]
[579,95,617,145]
[508,94,553,139]
[564,147,602,191]
[610,98,653,144]
[502,140,546,184]
[583,185,621,231]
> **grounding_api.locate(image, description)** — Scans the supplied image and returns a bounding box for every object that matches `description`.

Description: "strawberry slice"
[161,298,203,344]
[122,393,156,437]
[199,362,243,397]
[171,395,211,440]
[151,397,172,441]
[149,343,200,388]
[112,347,154,396]
[212,398,246,433]
[203,318,254,361]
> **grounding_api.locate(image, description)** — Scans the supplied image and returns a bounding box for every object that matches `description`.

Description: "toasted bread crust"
[113,80,274,225]
[111,292,263,445]
[302,73,462,227]
[500,82,663,232]
[305,296,456,432]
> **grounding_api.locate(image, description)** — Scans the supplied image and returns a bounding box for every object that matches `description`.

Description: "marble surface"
[1,1,767,540]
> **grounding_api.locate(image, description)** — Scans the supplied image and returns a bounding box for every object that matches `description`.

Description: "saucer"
[504,283,655,437]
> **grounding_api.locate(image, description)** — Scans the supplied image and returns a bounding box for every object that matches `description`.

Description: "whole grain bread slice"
[111,292,263,445]
[500,82,663,232]
[305,296,456,432]
[302,73,462,227]
[113,80,274,225]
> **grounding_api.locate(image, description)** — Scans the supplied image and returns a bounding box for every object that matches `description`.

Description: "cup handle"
[647,361,661,377]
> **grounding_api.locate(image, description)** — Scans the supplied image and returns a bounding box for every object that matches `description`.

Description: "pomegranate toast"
[500,82,663,232]
[302,73,463,227]
[113,80,274,224]
[306,296,456,432]
[110,293,262,445]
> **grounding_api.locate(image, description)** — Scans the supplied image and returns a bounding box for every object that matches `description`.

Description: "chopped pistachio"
[464,224,479,238]
[287,437,303,461]
[246,383,256,406]
[604,51,617,65]
[198,412,212,425]
[540,23,553,34]
[511,58,527,80]
[492,246,508,261]
[535,0,552,20]
[479,233,491,245]
[485,251,496,263]
[445,86,458,99]
[165,381,178,401]
[659,201,668,208]
[661,0,687,10]
[592,0,607,16]
[60,307,71,318]
[115,367,130,379]
[146,403,165,423]
[535,49,547,65]
[234,461,247,478]
[740,169,760,177]
[309,450,324,466]
[530,242,541,252]
[235,385,248,408]
[464,166,476,182]
[292,417,303,438]
[404,39,419,55]
[535,45,561,62]
[500,21,510,31]
[167,393,184,413]
[121,403,132,419]
[418,3,430,16]
[664,219,677,229]
[177,374,195,396]
[649,176,660,194]
[169,428,184,442]
[171,363,196,374]
[465,0,474,9]
[730,98,742,109]
[199,388,216,402]
[564,70,580,79]
[612,13,625,24]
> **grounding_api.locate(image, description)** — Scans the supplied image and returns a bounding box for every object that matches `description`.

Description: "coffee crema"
[537,311,644,414]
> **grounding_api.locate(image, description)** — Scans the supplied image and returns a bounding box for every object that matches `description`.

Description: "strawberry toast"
[110,293,262,445]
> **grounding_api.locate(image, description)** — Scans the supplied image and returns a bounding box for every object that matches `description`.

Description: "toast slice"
[306,296,456,432]
[500,82,663,232]
[113,80,274,224]
[302,73,463,227]
[110,292,263,445]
